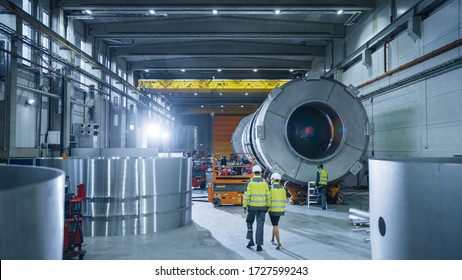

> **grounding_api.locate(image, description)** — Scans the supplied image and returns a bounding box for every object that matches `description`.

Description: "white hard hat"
[271,172,282,181]
[252,165,262,173]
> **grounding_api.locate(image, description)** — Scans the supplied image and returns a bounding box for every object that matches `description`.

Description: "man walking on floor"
[243,165,270,252]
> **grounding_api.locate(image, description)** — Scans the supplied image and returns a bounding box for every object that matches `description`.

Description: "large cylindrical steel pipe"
[369,157,462,259]
[139,158,192,234]
[232,77,369,184]
[84,158,140,236]
[0,165,64,260]
[37,157,192,237]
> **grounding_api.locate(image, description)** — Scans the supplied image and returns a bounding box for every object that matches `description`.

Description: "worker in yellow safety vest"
[268,172,286,250]
[316,164,329,210]
[243,165,270,252]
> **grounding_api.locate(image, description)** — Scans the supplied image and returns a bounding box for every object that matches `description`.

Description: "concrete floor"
[83,187,370,260]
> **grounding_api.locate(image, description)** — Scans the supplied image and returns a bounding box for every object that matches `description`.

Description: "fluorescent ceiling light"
[253,69,258,72]
[181,69,186,72]
[84,10,92,15]
[217,69,222,72]
[212,10,218,15]
[337,10,344,15]
[274,10,281,15]
[149,10,155,15]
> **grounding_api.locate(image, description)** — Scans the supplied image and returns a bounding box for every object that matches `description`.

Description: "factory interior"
[1,0,462,262]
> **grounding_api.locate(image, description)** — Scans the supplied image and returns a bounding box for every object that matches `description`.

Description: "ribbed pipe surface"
[232,77,369,184]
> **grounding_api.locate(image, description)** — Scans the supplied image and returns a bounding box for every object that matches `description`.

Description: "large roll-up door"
[212,115,244,154]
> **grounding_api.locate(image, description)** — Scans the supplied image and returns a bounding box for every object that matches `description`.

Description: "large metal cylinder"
[369,157,462,260]
[84,158,140,236]
[37,158,87,194]
[232,77,369,184]
[0,165,64,260]
[139,158,192,234]
[38,157,192,237]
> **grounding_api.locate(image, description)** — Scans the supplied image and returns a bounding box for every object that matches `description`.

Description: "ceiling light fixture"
[219,92,223,96]
[245,93,248,96]
[194,93,198,96]
[241,105,244,108]
[217,69,222,72]
[220,105,224,108]
[337,10,344,15]
[212,10,218,15]
[289,69,294,72]
[144,69,149,72]
[84,10,92,15]
[181,69,186,72]
[253,69,258,72]
[274,10,281,15]
[149,10,155,15]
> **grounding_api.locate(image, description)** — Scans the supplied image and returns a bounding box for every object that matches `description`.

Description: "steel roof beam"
[59,0,375,12]
[88,16,345,39]
[113,41,326,57]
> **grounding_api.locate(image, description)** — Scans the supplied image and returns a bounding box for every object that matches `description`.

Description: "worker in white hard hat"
[243,164,270,252]
[268,172,286,250]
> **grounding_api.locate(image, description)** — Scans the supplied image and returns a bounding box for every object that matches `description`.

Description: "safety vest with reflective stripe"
[318,169,328,185]
[243,176,270,209]
[269,182,286,216]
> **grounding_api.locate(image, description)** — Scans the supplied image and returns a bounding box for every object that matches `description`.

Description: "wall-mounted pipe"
[357,38,462,89]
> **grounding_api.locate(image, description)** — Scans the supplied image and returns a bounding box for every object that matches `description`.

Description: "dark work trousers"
[318,185,327,209]
[246,210,266,245]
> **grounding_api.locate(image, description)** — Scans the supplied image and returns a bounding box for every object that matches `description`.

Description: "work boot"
[276,245,281,250]
[257,245,262,251]
[247,240,255,248]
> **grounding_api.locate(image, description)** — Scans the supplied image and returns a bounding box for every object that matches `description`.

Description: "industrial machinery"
[231,77,370,202]
[208,153,254,206]
[190,150,208,189]
[63,183,86,260]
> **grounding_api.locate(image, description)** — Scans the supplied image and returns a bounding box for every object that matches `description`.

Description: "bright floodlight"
[161,131,169,140]
[147,124,161,137]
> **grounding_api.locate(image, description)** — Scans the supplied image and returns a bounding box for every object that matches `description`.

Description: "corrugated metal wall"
[340,0,462,157]
[212,115,245,154]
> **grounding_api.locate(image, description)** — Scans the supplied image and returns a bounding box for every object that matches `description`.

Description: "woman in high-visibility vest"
[268,172,286,250]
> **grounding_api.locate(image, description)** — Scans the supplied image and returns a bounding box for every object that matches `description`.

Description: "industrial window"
[22,0,32,66]
[40,10,50,73]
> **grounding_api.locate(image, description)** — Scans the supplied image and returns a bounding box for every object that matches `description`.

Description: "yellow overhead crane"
[137,79,290,93]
